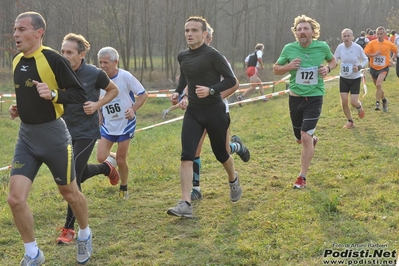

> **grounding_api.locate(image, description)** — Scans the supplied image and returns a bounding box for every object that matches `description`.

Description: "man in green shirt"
[273,15,336,189]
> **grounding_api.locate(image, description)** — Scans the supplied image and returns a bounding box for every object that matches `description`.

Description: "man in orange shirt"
[364,26,397,111]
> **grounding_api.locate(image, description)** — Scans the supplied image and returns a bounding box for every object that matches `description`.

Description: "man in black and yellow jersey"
[7,12,92,265]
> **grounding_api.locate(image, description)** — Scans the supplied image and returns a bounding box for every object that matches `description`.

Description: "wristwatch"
[51,90,57,100]
[209,87,215,95]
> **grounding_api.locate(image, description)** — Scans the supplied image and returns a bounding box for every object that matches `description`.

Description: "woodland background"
[1,0,399,86]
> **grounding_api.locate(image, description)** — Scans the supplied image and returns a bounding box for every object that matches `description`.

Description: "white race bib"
[102,98,124,121]
[341,63,353,76]
[295,66,318,85]
[374,55,386,66]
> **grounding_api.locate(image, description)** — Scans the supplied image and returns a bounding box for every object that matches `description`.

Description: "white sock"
[193,186,200,192]
[24,240,39,258]
[78,226,91,240]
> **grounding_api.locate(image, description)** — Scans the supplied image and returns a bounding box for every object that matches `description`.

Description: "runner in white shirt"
[236,43,267,106]
[101,69,146,135]
[98,47,148,199]
[334,28,368,129]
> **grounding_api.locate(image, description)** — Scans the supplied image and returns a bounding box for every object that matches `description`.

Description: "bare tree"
[1,0,399,87]
[0,0,18,69]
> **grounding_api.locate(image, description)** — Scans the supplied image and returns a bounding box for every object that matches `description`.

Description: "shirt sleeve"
[359,47,368,68]
[323,42,334,61]
[208,49,236,93]
[95,69,112,90]
[175,53,187,94]
[333,45,341,61]
[54,55,86,104]
[276,45,290,65]
[127,73,146,95]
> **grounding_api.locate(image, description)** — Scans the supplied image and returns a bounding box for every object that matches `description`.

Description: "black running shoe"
[231,135,250,162]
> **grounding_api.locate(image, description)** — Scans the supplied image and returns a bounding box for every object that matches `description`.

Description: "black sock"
[120,184,127,191]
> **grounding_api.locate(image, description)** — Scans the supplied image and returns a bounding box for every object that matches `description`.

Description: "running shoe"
[77,229,92,264]
[357,105,365,118]
[229,171,242,202]
[167,200,193,218]
[375,102,381,111]
[236,95,244,107]
[20,249,45,266]
[191,189,203,201]
[382,98,388,112]
[119,189,129,200]
[162,109,168,119]
[231,135,250,162]
[343,121,355,129]
[56,227,75,244]
[293,176,306,189]
[104,155,119,186]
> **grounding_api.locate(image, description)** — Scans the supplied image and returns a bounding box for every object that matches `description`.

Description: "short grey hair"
[97,46,119,61]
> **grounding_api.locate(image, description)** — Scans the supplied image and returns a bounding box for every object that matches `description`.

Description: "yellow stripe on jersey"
[36,47,64,118]
[12,53,24,72]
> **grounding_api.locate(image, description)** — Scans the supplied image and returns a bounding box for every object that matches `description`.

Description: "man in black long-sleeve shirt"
[167,16,242,218]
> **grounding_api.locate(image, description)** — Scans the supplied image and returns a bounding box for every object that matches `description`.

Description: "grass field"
[1,69,399,265]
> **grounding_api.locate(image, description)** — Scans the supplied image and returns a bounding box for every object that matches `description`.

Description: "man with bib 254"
[364,26,397,112]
